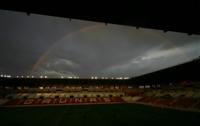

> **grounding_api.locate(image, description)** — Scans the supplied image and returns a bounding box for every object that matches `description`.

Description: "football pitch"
[0,103,200,126]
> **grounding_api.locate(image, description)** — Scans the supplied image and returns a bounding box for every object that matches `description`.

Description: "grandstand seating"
[1,82,200,111]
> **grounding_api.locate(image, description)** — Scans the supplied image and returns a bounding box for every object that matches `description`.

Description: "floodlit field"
[0,103,200,126]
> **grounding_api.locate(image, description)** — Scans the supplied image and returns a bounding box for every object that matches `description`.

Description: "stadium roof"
[1,1,200,35]
[131,57,200,84]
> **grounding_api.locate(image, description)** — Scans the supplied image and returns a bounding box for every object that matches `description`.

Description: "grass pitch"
[0,103,200,126]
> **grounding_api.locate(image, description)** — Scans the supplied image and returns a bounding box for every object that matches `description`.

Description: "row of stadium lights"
[0,75,36,78]
[1,74,129,80]
[0,74,12,78]
[0,75,78,79]
[0,75,79,79]
[90,76,129,80]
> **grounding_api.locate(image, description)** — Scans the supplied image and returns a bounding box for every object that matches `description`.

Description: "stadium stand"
[0,76,200,112]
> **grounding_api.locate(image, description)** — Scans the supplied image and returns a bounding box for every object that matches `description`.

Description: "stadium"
[1,58,200,125]
[1,3,200,126]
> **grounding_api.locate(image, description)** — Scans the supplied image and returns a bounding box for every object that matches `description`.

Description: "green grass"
[0,103,200,126]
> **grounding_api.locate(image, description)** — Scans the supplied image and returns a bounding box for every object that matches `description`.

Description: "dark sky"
[1,10,200,78]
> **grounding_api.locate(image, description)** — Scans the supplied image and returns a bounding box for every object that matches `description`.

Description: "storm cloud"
[0,10,200,78]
